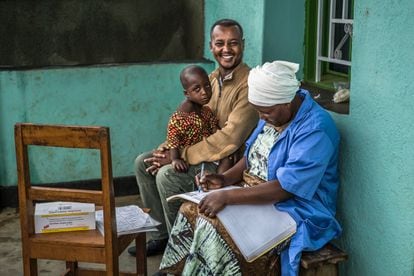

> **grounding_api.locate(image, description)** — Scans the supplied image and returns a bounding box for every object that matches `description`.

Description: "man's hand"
[144,148,172,175]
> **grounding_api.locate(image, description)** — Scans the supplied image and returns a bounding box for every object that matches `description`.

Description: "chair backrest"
[14,123,119,271]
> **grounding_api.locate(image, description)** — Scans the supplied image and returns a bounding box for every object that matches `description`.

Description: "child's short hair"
[180,65,209,88]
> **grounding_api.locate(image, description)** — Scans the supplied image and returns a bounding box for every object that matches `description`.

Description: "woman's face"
[251,103,292,127]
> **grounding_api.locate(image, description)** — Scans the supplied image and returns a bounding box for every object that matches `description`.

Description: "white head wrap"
[248,61,301,106]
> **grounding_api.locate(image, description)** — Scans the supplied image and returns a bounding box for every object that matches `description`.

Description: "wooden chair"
[15,123,147,276]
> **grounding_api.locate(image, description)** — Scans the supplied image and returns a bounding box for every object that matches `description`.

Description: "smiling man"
[128,19,259,259]
[179,19,257,164]
[209,19,244,77]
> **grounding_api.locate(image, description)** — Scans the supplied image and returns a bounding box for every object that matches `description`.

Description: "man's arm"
[181,85,258,165]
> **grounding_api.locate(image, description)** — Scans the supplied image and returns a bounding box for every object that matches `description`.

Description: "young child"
[166,65,232,173]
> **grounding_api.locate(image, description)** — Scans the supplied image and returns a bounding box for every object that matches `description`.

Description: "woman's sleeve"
[276,130,335,200]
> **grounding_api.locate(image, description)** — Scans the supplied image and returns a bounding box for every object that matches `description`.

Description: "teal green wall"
[0,63,214,185]
[332,0,414,274]
[204,0,265,68]
[262,0,305,79]
[0,0,266,187]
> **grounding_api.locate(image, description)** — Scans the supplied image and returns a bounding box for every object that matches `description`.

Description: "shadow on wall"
[0,0,204,68]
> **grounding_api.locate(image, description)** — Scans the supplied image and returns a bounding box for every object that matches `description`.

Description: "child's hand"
[172,159,188,172]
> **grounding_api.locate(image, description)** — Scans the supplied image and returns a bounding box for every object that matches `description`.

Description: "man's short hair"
[210,19,243,39]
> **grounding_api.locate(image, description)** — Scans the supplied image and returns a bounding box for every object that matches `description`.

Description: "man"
[128,19,258,257]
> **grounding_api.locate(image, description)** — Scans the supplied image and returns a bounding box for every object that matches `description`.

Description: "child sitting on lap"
[167,65,232,173]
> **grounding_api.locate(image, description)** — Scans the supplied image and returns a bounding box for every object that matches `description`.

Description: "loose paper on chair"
[95,205,160,236]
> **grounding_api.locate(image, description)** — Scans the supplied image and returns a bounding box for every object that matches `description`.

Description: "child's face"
[184,72,212,105]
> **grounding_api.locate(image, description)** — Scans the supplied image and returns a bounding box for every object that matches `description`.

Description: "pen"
[199,163,205,193]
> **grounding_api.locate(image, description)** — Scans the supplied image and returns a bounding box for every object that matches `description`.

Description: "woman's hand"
[196,173,225,192]
[198,190,228,218]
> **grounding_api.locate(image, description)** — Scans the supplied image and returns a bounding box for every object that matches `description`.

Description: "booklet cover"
[167,186,297,262]
[34,201,95,234]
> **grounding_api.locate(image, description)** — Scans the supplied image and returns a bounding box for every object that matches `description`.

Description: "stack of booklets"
[167,186,297,262]
[95,205,160,236]
[34,201,95,234]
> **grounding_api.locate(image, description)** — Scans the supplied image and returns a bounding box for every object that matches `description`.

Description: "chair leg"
[65,261,78,276]
[135,233,147,276]
[23,257,38,276]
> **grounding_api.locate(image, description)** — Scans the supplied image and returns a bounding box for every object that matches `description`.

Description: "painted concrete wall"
[262,0,305,79]
[0,62,214,185]
[332,0,414,274]
[204,0,265,68]
[0,0,266,187]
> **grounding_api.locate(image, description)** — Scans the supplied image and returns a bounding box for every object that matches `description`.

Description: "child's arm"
[170,148,188,172]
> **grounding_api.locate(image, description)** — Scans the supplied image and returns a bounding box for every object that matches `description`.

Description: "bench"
[300,243,348,276]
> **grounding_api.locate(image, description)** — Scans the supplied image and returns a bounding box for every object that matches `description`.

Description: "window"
[304,0,353,113]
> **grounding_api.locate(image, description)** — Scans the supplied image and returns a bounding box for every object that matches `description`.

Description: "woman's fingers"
[200,204,216,218]
[205,209,216,217]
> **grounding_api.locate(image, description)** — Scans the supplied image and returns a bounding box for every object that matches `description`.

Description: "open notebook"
[167,186,296,262]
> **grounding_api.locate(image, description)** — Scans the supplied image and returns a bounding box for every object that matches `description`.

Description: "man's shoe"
[127,238,168,257]
[127,245,136,256]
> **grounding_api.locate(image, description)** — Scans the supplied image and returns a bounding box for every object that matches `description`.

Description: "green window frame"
[304,0,354,92]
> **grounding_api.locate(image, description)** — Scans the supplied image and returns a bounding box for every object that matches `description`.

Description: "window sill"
[301,82,349,114]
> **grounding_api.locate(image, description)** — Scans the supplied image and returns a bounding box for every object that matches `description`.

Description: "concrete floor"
[0,195,162,275]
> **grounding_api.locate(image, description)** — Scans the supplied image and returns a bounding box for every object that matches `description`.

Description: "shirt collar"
[211,62,247,83]
[291,89,313,124]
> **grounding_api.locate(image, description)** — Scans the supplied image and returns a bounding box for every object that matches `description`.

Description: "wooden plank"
[75,267,138,276]
[301,243,347,269]
[29,243,105,263]
[300,263,338,276]
[135,233,147,276]
[17,123,108,149]
[30,229,105,247]
[117,233,140,253]
[29,186,103,204]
